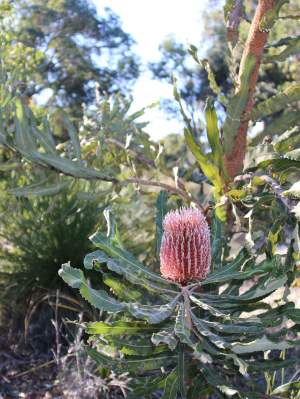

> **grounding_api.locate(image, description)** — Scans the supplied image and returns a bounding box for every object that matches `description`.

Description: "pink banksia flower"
[160,207,211,285]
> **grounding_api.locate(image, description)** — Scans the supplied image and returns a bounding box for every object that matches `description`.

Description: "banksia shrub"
[160,207,211,284]
[59,201,300,398]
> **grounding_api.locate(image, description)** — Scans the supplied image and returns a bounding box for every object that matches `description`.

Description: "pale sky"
[93,0,210,140]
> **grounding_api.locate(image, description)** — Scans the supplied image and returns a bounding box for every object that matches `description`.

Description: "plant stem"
[122,177,206,213]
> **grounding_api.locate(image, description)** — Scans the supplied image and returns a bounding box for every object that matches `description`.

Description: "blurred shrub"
[0,181,103,327]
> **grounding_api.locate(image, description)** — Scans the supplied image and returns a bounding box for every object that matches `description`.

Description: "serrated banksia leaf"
[160,207,211,284]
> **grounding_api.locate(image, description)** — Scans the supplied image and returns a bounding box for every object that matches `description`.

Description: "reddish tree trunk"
[224,0,275,179]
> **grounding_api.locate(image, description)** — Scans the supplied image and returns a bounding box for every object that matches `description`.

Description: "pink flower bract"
[160,207,211,284]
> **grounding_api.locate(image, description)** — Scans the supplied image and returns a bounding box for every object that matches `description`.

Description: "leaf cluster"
[59,203,300,398]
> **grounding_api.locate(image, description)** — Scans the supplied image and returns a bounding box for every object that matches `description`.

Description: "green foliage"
[251,83,300,121]
[173,78,229,222]
[59,202,299,398]
[0,182,102,311]
[2,0,139,117]
[205,98,223,168]
[264,35,300,63]
[151,0,300,145]
[183,126,223,195]
[251,110,300,146]
[155,190,168,258]
[0,59,206,269]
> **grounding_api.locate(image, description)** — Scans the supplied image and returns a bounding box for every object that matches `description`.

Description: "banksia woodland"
[160,208,211,284]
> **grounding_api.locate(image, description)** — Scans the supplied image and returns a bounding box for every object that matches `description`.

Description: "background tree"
[150,0,300,142]
[5,0,140,118]
[0,0,142,355]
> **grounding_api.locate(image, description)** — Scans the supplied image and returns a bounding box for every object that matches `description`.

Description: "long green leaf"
[285,148,300,161]
[33,152,112,180]
[102,273,142,301]
[190,296,231,318]
[174,302,193,345]
[205,257,276,284]
[59,263,125,313]
[86,320,155,335]
[184,127,223,195]
[232,335,300,354]
[113,336,167,356]
[127,375,166,398]
[199,274,287,305]
[9,180,70,197]
[274,127,300,153]
[192,315,231,350]
[201,248,252,285]
[26,107,57,155]
[244,143,279,170]
[41,116,57,153]
[259,303,300,328]
[198,318,264,336]
[188,46,226,103]
[251,84,300,121]
[84,249,176,294]
[126,295,179,324]
[14,98,36,154]
[178,345,187,399]
[156,190,168,258]
[251,110,300,145]
[271,380,300,396]
[87,347,176,373]
[63,113,81,160]
[205,98,223,169]
[173,79,223,194]
[211,212,223,270]
[161,369,178,399]
[264,36,300,63]
[89,233,178,290]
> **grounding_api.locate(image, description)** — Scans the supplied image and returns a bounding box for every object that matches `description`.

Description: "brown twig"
[45,158,207,212]
[279,14,300,19]
[122,177,206,213]
[3,126,208,212]
[11,359,56,379]
[224,0,275,179]
[104,137,155,168]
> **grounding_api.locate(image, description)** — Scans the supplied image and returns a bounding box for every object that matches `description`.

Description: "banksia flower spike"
[160,207,211,285]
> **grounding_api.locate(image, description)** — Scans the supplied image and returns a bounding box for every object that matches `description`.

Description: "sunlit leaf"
[86,320,155,335]
[161,368,178,399]
[271,380,300,396]
[205,98,223,169]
